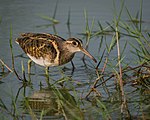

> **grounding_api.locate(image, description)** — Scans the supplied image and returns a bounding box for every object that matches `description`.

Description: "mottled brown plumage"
[16,33,97,67]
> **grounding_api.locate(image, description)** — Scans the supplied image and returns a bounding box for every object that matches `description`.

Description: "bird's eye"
[72,41,78,46]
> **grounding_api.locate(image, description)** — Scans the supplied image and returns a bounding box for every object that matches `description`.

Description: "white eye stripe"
[73,38,83,44]
[66,38,83,47]
[66,41,78,46]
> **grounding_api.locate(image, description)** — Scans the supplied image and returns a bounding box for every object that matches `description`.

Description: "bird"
[16,33,97,67]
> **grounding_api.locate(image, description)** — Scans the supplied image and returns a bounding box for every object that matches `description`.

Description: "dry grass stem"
[0,59,13,72]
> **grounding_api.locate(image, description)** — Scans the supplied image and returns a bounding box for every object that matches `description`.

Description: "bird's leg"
[28,59,32,74]
[71,60,75,70]
[45,67,51,87]
[27,59,33,83]
[45,67,49,76]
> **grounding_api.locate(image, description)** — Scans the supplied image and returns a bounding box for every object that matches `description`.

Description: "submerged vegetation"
[0,0,150,120]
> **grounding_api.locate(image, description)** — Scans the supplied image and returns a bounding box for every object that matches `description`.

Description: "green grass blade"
[139,0,143,32]
[53,0,59,19]
[9,25,15,71]
[37,14,59,24]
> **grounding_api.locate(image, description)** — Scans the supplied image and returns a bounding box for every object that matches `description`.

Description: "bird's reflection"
[22,87,84,120]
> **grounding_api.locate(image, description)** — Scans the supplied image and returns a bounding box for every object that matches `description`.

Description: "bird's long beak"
[80,47,97,63]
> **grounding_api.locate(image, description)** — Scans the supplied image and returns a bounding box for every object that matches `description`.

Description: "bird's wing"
[16,33,60,60]
[20,33,66,42]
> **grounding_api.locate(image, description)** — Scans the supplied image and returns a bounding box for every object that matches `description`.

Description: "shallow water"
[0,0,150,119]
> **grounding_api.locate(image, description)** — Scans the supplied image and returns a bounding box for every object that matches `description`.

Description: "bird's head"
[65,38,97,63]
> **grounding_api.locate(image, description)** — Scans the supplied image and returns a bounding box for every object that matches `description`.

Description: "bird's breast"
[59,50,75,65]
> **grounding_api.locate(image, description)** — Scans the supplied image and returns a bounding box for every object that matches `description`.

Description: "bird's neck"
[59,49,75,65]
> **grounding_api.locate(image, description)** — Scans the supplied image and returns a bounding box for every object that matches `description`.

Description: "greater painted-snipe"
[16,33,97,67]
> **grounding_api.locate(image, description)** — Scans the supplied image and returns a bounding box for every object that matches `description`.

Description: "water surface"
[0,0,150,119]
